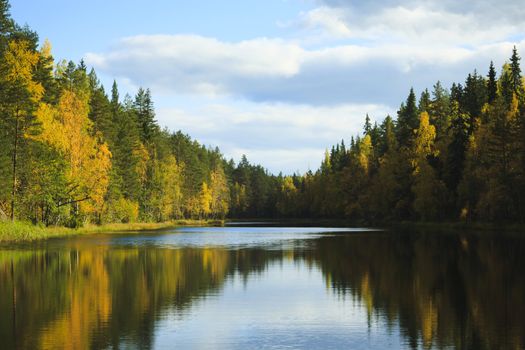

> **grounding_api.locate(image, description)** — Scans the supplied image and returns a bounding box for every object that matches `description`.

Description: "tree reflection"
[304,231,525,349]
[0,230,524,349]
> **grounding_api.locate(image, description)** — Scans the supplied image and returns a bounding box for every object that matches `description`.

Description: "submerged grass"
[0,219,224,243]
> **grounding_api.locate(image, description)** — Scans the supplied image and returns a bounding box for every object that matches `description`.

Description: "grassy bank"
[0,219,224,243]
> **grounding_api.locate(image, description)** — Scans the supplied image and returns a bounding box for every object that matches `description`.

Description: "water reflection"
[0,228,524,349]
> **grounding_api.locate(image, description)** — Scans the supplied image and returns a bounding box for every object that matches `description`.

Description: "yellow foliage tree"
[413,112,436,161]
[276,176,297,216]
[358,134,373,174]
[412,112,447,220]
[210,165,229,218]
[1,40,44,220]
[157,155,183,220]
[34,89,111,218]
[199,182,213,218]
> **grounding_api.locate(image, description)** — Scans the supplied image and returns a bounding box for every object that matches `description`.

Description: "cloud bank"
[84,0,525,173]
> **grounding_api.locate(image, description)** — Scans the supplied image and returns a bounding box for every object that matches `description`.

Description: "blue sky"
[10,0,525,173]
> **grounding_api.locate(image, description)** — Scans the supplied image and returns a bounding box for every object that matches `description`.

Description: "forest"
[1,0,524,226]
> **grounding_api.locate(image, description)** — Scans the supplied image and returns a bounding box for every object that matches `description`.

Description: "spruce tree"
[135,88,159,142]
[510,46,522,95]
[450,83,463,106]
[379,115,396,155]
[487,61,497,104]
[418,88,431,113]
[396,88,419,148]
[0,0,13,44]
[88,69,114,143]
[444,102,470,197]
[363,113,372,135]
[429,81,451,136]
[111,80,119,114]
[462,70,487,132]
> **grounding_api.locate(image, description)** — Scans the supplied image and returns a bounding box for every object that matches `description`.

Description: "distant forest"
[1,0,524,225]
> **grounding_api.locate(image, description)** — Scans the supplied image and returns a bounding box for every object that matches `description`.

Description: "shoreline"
[2,218,524,244]
[0,219,225,244]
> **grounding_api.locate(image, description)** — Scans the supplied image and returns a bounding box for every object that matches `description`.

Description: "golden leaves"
[200,182,213,216]
[4,40,44,102]
[34,89,112,214]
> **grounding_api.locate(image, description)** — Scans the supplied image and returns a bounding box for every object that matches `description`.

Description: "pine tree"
[363,114,372,135]
[444,102,470,196]
[487,61,497,104]
[378,115,396,155]
[500,64,516,107]
[0,0,14,42]
[509,46,522,95]
[462,70,487,132]
[88,69,113,143]
[134,88,158,143]
[450,83,463,106]
[34,40,57,104]
[418,88,431,113]
[110,80,120,116]
[396,88,419,148]
[113,95,144,201]
[429,81,451,137]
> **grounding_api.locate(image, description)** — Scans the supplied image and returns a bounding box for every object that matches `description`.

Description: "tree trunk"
[11,115,19,222]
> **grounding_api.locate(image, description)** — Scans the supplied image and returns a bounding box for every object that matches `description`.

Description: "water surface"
[1,225,524,349]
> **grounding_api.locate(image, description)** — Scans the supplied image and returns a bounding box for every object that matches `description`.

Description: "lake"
[1,224,524,349]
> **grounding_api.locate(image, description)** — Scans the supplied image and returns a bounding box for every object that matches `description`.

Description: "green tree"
[418,88,431,113]
[396,88,419,148]
[134,88,159,143]
[363,114,372,135]
[0,39,43,220]
[487,61,497,104]
[509,46,523,95]
[88,69,113,143]
[444,102,470,198]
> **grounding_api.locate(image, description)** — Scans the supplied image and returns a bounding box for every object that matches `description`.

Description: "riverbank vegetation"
[1,0,525,229]
[0,219,224,243]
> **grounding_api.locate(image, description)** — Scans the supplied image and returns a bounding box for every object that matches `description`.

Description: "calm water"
[1,225,524,349]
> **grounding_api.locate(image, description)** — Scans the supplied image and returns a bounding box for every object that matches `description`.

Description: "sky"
[10,0,525,174]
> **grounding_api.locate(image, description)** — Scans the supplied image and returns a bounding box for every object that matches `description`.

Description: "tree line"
[0,0,264,225]
[1,0,524,225]
[278,49,525,223]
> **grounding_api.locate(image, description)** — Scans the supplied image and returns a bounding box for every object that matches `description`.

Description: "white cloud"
[306,1,525,45]
[83,0,525,173]
[86,35,304,97]
[155,100,391,173]
[86,33,524,107]
[294,7,352,38]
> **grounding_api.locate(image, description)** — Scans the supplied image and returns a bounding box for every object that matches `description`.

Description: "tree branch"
[56,196,91,208]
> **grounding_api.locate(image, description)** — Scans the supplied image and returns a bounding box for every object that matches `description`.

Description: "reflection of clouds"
[155,260,405,350]
[115,226,373,249]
